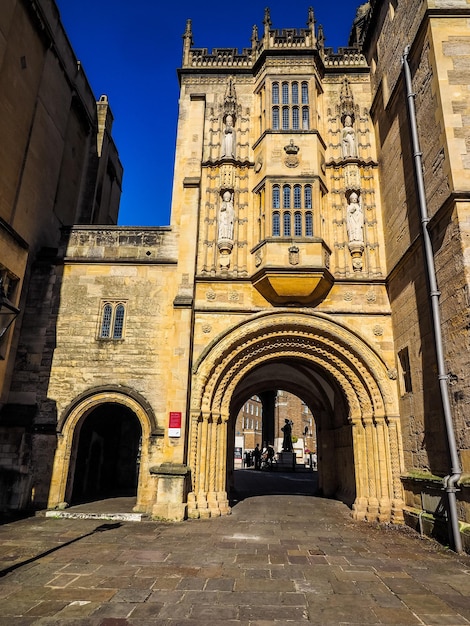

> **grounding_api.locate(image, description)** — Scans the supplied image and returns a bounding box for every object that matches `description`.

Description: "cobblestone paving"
[0,470,469,625]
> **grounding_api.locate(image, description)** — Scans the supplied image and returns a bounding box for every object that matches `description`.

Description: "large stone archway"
[48,387,160,513]
[187,311,405,523]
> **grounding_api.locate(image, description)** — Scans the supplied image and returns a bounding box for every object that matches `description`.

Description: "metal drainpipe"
[402,46,462,553]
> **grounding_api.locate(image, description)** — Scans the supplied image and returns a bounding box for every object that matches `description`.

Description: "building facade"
[1,0,470,550]
[0,0,122,509]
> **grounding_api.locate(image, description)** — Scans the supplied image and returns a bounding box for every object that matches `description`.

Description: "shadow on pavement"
[230,468,319,506]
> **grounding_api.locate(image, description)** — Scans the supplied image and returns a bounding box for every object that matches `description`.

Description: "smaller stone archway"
[48,387,160,513]
[187,311,405,523]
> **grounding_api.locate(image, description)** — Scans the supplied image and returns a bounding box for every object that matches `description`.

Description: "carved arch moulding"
[187,311,405,524]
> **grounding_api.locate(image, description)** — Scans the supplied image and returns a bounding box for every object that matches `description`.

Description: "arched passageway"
[228,360,352,505]
[187,311,405,524]
[71,403,141,503]
[47,388,157,512]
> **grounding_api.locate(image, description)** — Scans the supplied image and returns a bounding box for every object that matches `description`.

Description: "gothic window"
[283,212,291,236]
[273,212,280,236]
[272,106,279,130]
[99,301,126,340]
[282,82,289,104]
[304,185,312,209]
[271,80,310,131]
[282,106,289,130]
[272,82,279,104]
[302,106,309,130]
[294,185,302,209]
[272,185,280,209]
[283,185,291,209]
[292,106,299,130]
[292,82,299,104]
[305,211,313,236]
[270,183,314,237]
[113,304,125,339]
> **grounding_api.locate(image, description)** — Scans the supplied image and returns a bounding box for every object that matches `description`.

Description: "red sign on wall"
[169,412,182,437]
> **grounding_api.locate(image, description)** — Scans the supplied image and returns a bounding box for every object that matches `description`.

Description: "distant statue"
[218,191,234,240]
[281,419,293,452]
[341,115,357,159]
[221,115,235,158]
[346,192,364,242]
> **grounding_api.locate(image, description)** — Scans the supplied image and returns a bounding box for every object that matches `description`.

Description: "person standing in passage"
[253,443,261,470]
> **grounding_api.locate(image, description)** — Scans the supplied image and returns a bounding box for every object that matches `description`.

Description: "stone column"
[375,418,392,521]
[196,412,210,518]
[364,417,379,519]
[350,418,368,520]
[388,416,405,523]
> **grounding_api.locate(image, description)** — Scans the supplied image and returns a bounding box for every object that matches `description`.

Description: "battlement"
[322,47,368,68]
[187,48,254,68]
[264,27,315,50]
[181,9,367,71]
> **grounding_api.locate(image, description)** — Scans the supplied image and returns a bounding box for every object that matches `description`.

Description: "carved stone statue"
[281,419,293,452]
[218,191,234,240]
[221,115,235,158]
[346,192,364,242]
[341,115,357,159]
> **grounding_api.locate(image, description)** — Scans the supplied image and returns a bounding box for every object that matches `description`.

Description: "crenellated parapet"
[322,47,368,68]
[181,9,368,72]
[186,48,254,69]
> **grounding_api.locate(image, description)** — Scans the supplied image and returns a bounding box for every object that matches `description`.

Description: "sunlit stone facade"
[2,0,470,550]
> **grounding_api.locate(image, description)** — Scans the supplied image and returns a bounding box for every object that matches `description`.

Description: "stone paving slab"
[0,471,469,624]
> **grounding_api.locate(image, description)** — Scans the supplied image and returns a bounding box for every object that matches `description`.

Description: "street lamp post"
[0,278,20,339]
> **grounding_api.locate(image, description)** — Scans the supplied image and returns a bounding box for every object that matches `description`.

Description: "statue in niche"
[341,115,357,159]
[221,115,235,158]
[346,192,364,242]
[218,191,234,241]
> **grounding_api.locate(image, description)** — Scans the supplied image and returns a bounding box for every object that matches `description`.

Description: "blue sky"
[56,2,360,227]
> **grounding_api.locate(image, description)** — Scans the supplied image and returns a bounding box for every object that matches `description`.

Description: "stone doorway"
[187,311,405,524]
[70,403,141,504]
[47,389,155,512]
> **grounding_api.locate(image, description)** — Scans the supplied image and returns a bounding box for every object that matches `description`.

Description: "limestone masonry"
[1,0,470,552]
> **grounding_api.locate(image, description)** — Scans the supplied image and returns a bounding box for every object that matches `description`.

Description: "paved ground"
[0,469,469,625]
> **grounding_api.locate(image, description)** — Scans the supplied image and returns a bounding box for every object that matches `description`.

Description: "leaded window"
[99,301,126,340]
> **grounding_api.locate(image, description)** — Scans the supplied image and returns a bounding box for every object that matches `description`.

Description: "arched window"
[282,82,289,104]
[283,185,291,208]
[305,211,313,236]
[301,82,309,104]
[292,82,299,104]
[100,304,112,338]
[302,106,309,130]
[272,82,279,104]
[282,107,289,130]
[283,212,291,236]
[292,106,299,130]
[273,212,280,236]
[272,185,280,209]
[272,106,280,130]
[99,302,126,340]
[113,304,125,339]
[294,212,302,236]
[294,185,302,209]
[304,185,312,209]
